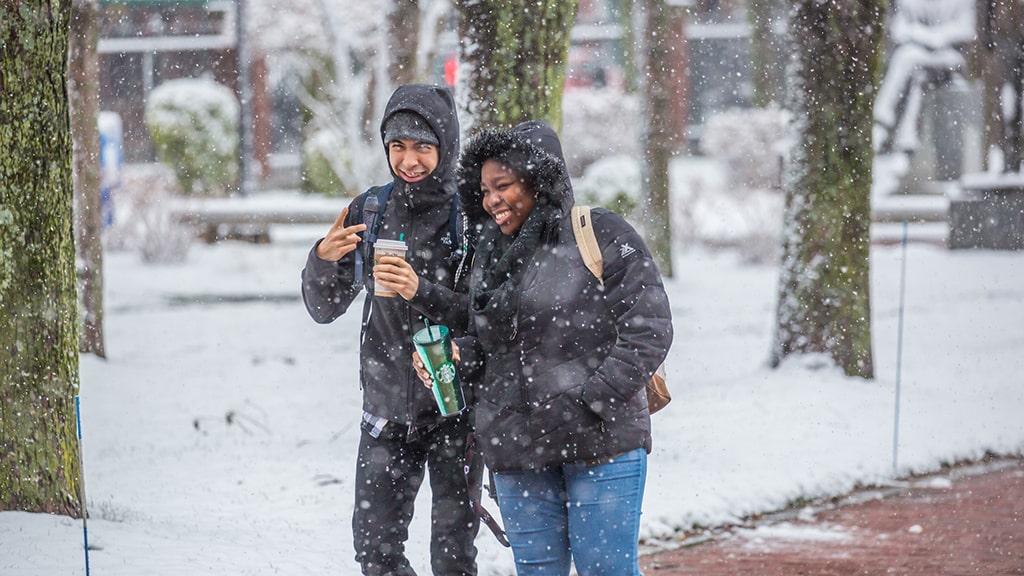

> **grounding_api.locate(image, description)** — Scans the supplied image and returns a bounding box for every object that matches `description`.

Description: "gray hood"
[380,84,460,193]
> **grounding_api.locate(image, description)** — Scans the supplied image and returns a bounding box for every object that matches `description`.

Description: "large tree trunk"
[0,0,83,515]
[454,0,578,131]
[637,0,685,278]
[769,0,884,379]
[70,0,106,359]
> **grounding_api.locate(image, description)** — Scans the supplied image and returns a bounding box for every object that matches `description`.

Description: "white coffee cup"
[372,239,408,297]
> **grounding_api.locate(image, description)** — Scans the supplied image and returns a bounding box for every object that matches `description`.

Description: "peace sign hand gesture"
[317,207,367,261]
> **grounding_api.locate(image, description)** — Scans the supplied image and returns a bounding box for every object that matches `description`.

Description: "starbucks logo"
[438,362,457,385]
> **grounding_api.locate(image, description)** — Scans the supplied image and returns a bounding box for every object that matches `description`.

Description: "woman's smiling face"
[480,158,537,236]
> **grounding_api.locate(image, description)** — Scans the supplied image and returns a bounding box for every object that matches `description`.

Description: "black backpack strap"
[353,182,395,289]
[354,183,395,339]
[356,184,467,289]
[363,182,394,245]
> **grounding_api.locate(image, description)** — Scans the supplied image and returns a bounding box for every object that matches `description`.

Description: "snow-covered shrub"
[669,157,785,264]
[574,152,784,264]
[145,78,239,197]
[575,155,641,217]
[700,106,789,191]
[695,106,789,264]
[302,128,347,196]
[105,163,192,263]
[562,88,641,176]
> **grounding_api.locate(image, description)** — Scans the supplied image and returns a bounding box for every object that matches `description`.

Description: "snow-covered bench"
[171,191,347,242]
[949,173,1024,250]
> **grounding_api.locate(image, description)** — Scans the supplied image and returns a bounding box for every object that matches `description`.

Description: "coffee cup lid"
[375,239,407,250]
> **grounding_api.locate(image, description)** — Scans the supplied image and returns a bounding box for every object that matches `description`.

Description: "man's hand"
[316,207,367,261]
[374,256,420,300]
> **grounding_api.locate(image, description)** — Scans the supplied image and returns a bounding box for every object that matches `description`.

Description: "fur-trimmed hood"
[456,120,574,231]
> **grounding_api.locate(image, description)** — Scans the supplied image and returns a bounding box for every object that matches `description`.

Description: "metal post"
[75,396,91,576]
[236,0,255,197]
[892,221,909,477]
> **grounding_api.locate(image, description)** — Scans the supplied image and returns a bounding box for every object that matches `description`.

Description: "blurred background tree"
[70,0,107,358]
[454,0,578,130]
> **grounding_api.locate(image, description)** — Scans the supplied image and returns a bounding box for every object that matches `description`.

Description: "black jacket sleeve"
[300,198,364,324]
[579,209,674,414]
[406,254,472,336]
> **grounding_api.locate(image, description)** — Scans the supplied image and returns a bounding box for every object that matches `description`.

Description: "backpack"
[352,182,469,291]
[570,205,671,415]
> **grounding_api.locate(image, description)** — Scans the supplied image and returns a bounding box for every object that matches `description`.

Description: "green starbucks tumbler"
[413,324,466,416]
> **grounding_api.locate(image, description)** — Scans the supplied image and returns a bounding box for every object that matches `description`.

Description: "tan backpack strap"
[571,205,603,284]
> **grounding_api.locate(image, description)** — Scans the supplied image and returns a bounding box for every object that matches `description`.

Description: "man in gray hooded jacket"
[301,84,478,576]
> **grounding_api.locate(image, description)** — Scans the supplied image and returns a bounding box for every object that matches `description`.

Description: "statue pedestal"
[949,173,1024,250]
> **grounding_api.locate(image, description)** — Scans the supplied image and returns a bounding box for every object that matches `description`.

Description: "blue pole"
[892,221,908,477]
[75,396,90,576]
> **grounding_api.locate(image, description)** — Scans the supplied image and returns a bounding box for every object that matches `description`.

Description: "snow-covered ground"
[3,208,1023,575]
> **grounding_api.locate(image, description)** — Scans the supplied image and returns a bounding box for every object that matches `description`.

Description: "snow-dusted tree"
[636,0,685,278]
[70,0,106,358]
[249,0,386,194]
[250,0,452,195]
[769,1,885,379]
[389,0,420,86]
[747,0,787,107]
[454,0,578,130]
[415,0,454,83]
[0,0,84,515]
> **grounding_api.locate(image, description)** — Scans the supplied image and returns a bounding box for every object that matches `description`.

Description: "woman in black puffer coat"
[442,120,672,576]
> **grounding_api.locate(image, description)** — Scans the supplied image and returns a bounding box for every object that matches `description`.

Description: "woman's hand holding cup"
[412,341,460,389]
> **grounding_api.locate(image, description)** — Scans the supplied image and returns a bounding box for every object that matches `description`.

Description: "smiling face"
[388,139,439,183]
[480,158,537,236]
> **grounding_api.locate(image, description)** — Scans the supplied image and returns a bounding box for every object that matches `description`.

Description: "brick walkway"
[639,457,1024,575]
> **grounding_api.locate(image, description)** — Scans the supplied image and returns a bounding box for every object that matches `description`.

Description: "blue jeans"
[492,448,647,576]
